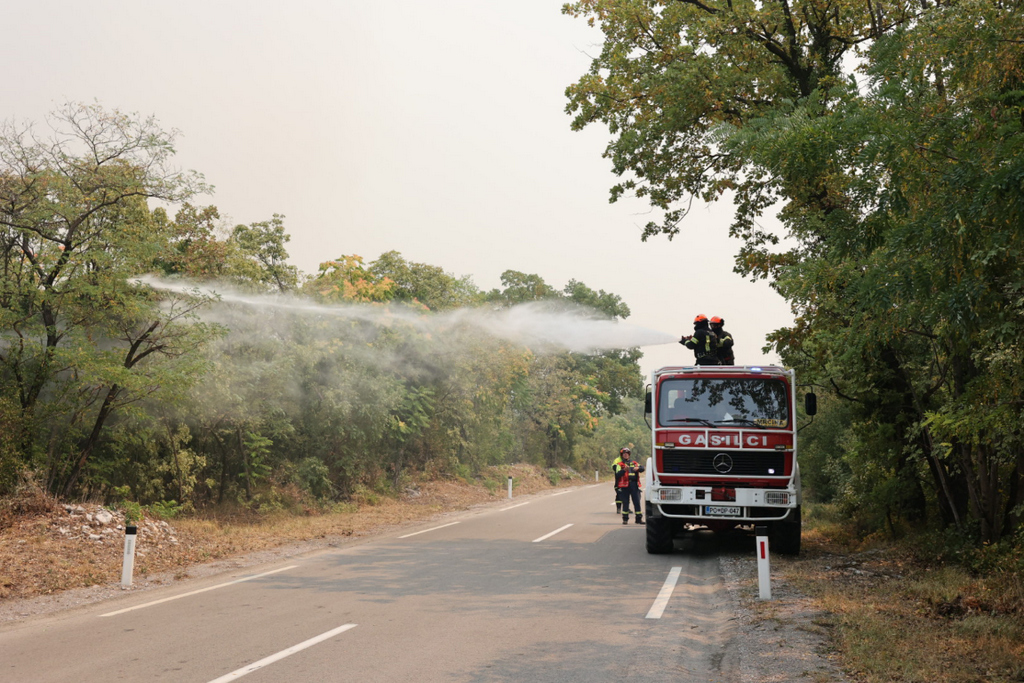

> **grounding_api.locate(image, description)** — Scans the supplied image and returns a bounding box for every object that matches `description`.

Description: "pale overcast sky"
[5,0,793,378]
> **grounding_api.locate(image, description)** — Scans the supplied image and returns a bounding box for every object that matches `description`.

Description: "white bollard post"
[121,525,138,587]
[595,470,599,482]
[507,475,513,499]
[755,525,771,600]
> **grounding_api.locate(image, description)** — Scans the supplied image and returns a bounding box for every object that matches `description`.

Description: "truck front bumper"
[646,485,797,521]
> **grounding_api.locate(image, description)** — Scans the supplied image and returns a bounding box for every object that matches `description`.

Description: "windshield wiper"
[714,418,767,429]
[665,417,717,428]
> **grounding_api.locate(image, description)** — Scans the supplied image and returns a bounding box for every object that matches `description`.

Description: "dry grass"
[0,464,578,601]
[813,576,1024,682]
[776,509,1024,683]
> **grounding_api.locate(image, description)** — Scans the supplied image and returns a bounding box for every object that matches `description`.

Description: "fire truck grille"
[661,450,786,476]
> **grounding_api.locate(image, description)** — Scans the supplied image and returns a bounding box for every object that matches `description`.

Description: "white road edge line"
[206,623,357,683]
[532,523,573,543]
[99,566,299,617]
[550,490,572,496]
[398,521,460,539]
[499,502,530,511]
[646,567,682,619]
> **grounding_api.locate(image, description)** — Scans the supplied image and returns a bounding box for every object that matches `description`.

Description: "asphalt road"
[0,485,744,683]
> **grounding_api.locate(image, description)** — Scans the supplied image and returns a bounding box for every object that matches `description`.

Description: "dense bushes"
[0,105,645,508]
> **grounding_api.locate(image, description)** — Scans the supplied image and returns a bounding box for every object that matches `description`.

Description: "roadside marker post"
[595,470,599,482]
[755,525,771,600]
[121,525,138,587]
[507,475,513,499]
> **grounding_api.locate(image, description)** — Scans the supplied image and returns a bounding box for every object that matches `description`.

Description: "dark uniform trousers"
[617,485,641,514]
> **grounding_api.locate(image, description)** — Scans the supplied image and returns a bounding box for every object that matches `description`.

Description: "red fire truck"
[643,365,816,555]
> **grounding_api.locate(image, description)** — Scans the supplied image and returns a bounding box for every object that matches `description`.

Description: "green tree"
[369,251,480,311]
[561,279,641,414]
[484,271,644,462]
[573,396,651,475]
[566,0,1024,542]
[563,0,916,241]
[486,270,556,305]
[229,215,299,292]
[303,255,395,303]
[0,103,217,496]
[761,3,1024,541]
[563,279,630,320]
[156,204,231,279]
[49,287,220,496]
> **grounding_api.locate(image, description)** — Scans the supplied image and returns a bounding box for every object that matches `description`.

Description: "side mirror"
[804,392,817,416]
[644,388,652,416]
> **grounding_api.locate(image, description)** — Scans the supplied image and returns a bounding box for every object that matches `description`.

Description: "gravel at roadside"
[720,552,850,683]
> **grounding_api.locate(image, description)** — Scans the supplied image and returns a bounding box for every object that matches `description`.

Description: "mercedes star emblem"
[713,453,734,474]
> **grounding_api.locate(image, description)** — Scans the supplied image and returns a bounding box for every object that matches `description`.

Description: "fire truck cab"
[643,365,814,555]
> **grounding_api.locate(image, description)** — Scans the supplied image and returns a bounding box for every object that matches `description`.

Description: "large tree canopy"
[566,0,1024,542]
[565,0,916,242]
[0,103,217,495]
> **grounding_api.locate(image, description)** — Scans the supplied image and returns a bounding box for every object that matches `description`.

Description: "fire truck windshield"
[658,377,790,428]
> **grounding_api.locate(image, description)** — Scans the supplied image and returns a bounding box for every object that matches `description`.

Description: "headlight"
[765,491,790,505]
[658,489,681,502]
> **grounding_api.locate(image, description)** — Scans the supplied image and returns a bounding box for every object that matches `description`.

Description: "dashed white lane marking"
[532,524,574,543]
[99,566,299,617]
[645,567,682,619]
[206,623,357,682]
[499,502,531,511]
[398,521,460,539]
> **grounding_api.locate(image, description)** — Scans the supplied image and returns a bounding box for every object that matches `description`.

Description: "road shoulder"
[720,553,850,683]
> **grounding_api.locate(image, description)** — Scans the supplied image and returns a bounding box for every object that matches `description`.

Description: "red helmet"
[710,316,724,325]
[693,314,708,324]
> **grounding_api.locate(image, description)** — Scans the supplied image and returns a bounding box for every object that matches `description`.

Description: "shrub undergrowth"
[796,504,1024,683]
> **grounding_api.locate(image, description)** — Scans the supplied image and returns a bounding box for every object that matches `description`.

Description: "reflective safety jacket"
[614,459,645,489]
[683,324,720,365]
[610,456,625,487]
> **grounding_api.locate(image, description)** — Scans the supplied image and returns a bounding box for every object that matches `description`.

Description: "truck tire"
[772,506,801,555]
[646,504,674,554]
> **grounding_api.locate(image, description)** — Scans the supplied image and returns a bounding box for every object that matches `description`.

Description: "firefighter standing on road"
[710,316,735,365]
[612,447,631,513]
[614,452,645,525]
[681,314,721,365]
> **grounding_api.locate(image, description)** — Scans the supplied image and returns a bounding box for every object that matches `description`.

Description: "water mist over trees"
[0,103,654,510]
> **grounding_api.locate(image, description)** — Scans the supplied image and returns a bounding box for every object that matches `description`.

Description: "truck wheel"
[772,506,801,555]
[646,505,674,554]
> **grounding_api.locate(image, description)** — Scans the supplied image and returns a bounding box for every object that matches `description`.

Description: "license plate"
[704,505,741,516]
